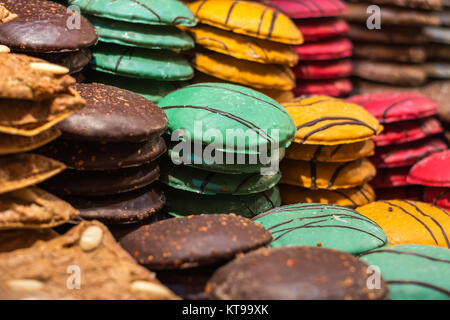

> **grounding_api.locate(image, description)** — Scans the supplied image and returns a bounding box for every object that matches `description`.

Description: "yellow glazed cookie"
[280,158,376,190]
[285,140,375,162]
[192,52,296,90]
[186,0,303,45]
[282,96,383,145]
[186,24,298,66]
[279,183,375,208]
[357,200,450,248]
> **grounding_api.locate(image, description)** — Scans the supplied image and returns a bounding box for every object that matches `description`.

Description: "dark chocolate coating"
[0,0,98,53]
[31,49,92,74]
[40,162,160,196]
[57,83,168,142]
[66,186,165,224]
[37,136,166,170]
[119,214,273,270]
[206,246,390,300]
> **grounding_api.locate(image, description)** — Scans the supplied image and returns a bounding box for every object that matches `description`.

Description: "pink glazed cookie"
[408,150,450,187]
[293,78,352,97]
[294,60,352,80]
[260,0,346,19]
[293,37,353,61]
[296,18,349,41]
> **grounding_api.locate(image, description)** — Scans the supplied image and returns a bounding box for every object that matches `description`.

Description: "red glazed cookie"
[296,18,349,41]
[260,0,347,19]
[407,150,450,187]
[371,167,411,188]
[293,78,353,97]
[293,37,352,61]
[294,60,352,80]
[371,138,448,168]
[347,92,438,124]
[373,117,443,146]
[424,187,450,210]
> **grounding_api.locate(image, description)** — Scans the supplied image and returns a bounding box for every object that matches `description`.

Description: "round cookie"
[285,140,375,162]
[293,38,353,61]
[373,117,443,147]
[422,80,450,123]
[67,186,165,224]
[362,0,444,10]
[353,43,427,64]
[347,24,428,45]
[206,246,389,300]
[90,43,194,81]
[186,24,298,66]
[375,186,424,201]
[191,52,296,90]
[347,92,438,124]
[279,183,375,208]
[161,163,281,195]
[37,137,167,171]
[32,49,92,74]
[68,0,197,27]
[296,18,349,41]
[262,0,347,19]
[118,214,272,269]
[371,167,411,188]
[159,83,296,153]
[253,203,386,254]
[360,244,450,300]
[163,186,281,218]
[282,95,382,145]
[41,162,160,196]
[0,0,97,53]
[293,78,353,97]
[408,150,450,187]
[0,128,60,156]
[57,83,168,143]
[88,15,195,50]
[372,138,448,168]
[293,60,352,80]
[186,0,303,45]
[357,200,450,248]
[280,158,376,190]
[424,188,450,211]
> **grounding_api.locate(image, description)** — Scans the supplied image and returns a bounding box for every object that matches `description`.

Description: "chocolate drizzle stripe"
[333,189,359,207]
[236,195,256,216]
[197,37,229,51]
[283,98,335,108]
[311,145,323,161]
[380,97,423,124]
[310,162,317,190]
[195,0,208,15]
[298,121,376,144]
[130,0,162,23]
[359,249,450,263]
[329,144,343,158]
[435,189,450,205]
[225,0,239,25]
[403,200,450,248]
[262,191,276,208]
[387,281,450,296]
[267,214,378,230]
[161,105,273,142]
[234,173,260,193]
[380,200,439,245]
[257,7,268,36]
[272,219,329,241]
[199,172,216,194]
[304,0,325,14]
[359,185,371,202]
[297,117,376,131]
[267,10,279,39]
[327,161,356,190]
[114,48,134,73]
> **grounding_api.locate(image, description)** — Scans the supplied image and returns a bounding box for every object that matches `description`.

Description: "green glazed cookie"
[253,203,387,255]
[158,83,296,154]
[163,186,281,218]
[160,163,281,195]
[360,244,450,300]
[88,15,194,50]
[86,70,182,103]
[90,43,194,81]
[68,0,196,26]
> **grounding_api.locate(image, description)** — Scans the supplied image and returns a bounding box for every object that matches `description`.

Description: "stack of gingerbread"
[344,0,450,95]
[183,0,303,102]
[63,0,196,103]
[0,51,83,241]
[278,95,382,208]
[348,92,448,201]
[261,0,353,97]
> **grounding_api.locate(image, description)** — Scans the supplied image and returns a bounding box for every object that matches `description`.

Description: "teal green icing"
[85,70,183,103]
[68,0,196,26]
[253,203,387,255]
[360,244,450,300]
[160,163,281,195]
[90,43,193,81]
[163,186,281,218]
[158,83,296,154]
[88,15,194,50]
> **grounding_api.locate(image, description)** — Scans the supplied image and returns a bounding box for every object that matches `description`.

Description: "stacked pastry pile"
[158,83,296,218]
[183,0,303,102]
[0,52,83,240]
[39,83,169,227]
[344,0,450,93]
[408,150,450,211]
[0,0,97,76]
[262,0,353,97]
[278,95,382,208]
[348,92,448,201]
[66,0,196,103]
